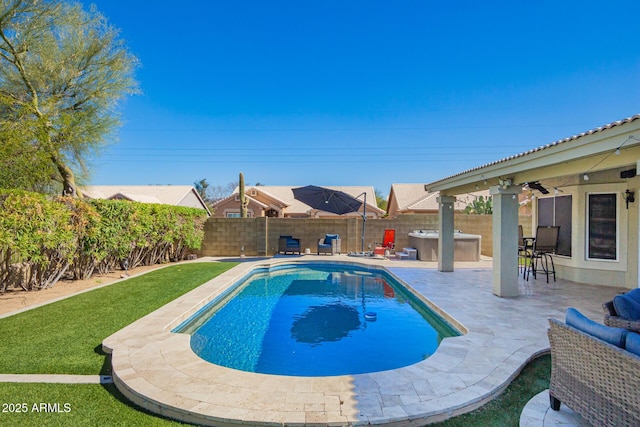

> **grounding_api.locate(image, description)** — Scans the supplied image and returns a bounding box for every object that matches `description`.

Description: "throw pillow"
[626,288,640,305]
[324,234,339,244]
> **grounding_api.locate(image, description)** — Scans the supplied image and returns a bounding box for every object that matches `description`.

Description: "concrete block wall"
[198,214,532,257]
[200,218,258,257]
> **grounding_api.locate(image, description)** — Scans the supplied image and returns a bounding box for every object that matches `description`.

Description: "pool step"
[396,248,417,260]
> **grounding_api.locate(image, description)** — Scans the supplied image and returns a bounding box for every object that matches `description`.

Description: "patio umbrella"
[292,185,363,215]
[292,185,368,253]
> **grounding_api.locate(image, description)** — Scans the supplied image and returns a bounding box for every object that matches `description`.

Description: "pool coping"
[102,256,613,426]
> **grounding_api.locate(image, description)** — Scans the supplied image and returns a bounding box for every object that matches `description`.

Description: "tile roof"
[389,184,430,210]
[225,185,384,215]
[82,185,208,213]
[389,183,490,212]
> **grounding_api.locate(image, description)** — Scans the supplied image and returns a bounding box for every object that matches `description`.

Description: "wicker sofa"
[603,288,640,333]
[548,308,640,426]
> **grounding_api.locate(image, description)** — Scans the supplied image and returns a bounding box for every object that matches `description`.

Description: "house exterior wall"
[386,196,401,217]
[178,191,207,210]
[531,173,639,289]
[211,198,264,218]
[198,214,532,257]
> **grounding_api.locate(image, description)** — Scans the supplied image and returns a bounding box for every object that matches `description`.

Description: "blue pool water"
[174,263,459,376]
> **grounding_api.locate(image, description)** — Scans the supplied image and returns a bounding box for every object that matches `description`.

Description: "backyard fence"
[199,214,533,257]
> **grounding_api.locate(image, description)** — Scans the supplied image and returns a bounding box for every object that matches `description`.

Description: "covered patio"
[426,114,640,297]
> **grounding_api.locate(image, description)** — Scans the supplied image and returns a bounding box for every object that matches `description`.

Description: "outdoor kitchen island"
[408,230,481,262]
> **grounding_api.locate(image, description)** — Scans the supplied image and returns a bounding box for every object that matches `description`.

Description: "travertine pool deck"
[102,256,621,426]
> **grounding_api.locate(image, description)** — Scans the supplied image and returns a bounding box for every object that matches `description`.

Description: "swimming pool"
[174,262,459,376]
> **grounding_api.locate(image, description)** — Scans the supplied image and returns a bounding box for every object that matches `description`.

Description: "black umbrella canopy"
[292,185,363,216]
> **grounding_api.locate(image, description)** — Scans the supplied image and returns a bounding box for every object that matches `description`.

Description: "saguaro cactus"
[239,172,248,218]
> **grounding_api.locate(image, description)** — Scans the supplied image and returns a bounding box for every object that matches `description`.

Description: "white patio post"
[438,195,456,272]
[490,185,522,297]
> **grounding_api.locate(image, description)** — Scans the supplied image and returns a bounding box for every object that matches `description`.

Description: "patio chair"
[549,308,640,426]
[317,234,341,255]
[525,225,560,282]
[278,235,301,255]
[603,289,640,333]
[518,225,534,276]
[374,229,396,256]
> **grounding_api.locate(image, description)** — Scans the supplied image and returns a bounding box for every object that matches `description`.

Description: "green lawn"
[0,262,238,375]
[0,383,189,426]
[0,260,551,426]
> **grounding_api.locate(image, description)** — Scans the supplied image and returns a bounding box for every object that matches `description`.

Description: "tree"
[0,0,139,196]
[375,188,388,211]
[463,195,493,214]
[194,178,214,206]
[204,180,238,203]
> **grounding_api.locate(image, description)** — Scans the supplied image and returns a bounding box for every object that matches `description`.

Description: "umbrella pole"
[358,191,367,256]
[361,192,367,253]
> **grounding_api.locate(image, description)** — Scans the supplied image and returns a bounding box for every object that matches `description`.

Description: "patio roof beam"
[427,125,640,194]
[435,143,640,196]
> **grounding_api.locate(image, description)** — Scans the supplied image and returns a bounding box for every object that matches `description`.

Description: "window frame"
[585,192,619,262]
[537,195,572,257]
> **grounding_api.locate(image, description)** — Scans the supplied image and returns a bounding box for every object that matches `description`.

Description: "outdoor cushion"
[626,288,640,305]
[625,332,640,356]
[565,307,627,348]
[613,294,640,321]
[324,234,339,244]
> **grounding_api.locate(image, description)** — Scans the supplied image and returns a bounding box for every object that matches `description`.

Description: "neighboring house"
[82,185,211,216]
[426,114,640,296]
[212,186,385,219]
[386,183,491,217]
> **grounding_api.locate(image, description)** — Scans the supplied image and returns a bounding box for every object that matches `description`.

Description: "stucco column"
[490,185,522,297]
[438,195,456,272]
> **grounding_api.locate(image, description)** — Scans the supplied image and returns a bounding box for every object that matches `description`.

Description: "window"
[226,212,252,218]
[587,193,617,260]
[537,195,572,256]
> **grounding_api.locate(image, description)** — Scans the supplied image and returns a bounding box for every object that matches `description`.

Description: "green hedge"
[0,190,207,291]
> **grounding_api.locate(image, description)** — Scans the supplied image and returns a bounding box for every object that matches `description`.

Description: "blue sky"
[84,0,640,194]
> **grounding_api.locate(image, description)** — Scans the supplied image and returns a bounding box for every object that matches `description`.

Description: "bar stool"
[525,225,560,283]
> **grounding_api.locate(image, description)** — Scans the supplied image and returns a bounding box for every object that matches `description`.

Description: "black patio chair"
[525,225,560,283]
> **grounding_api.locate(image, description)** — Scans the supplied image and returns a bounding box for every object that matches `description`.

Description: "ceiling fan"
[526,181,549,194]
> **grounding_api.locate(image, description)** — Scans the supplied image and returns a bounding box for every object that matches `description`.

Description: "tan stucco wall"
[212,198,264,218]
[531,175,639,289]
[178,191,205,210]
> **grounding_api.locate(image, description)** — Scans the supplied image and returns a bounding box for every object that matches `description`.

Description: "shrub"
[0,190,208,291]
[58,196,103,280]
[89,199,139,274]
[0,190,76,290]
